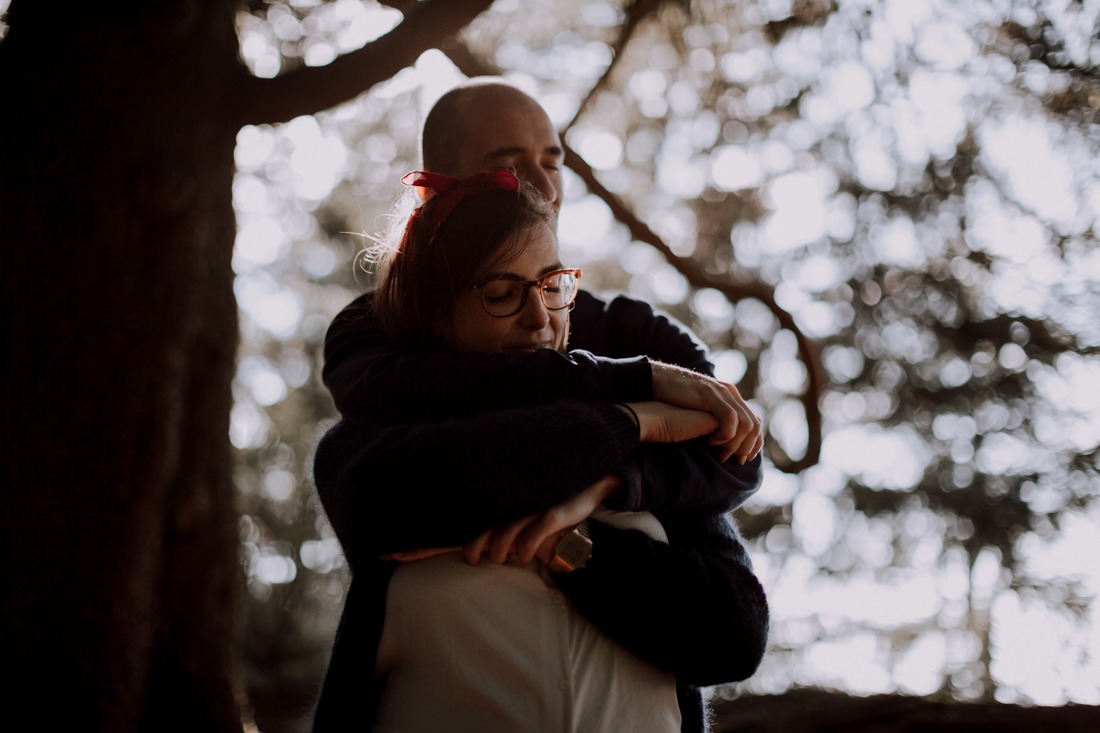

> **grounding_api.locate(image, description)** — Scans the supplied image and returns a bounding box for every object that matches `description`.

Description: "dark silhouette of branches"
[233,0,492,127]
[441,1,825,472]
[562,146,825,472]
[563,0,666,130]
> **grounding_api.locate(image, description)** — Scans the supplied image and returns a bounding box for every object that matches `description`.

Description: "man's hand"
[620,402,718,443]
[650,361,763,464]
[461,473,622,566]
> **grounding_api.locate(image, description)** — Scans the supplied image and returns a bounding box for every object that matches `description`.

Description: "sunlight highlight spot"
[823,425,928,489]
[763,171,830,251]
[234,217,287,271]
[575,129,624,170]
[558,194,616,261]
[981,118,1079,228]
[239,357,288,407]
[712,145,763,191]
[285,116,348,201]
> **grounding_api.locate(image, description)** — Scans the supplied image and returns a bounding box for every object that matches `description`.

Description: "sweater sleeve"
[629,446,763,513]
[576,293,762,514]
[324,291,755,515]
[322,292,652,419]
[312,400,639,568]
[553,512,769,687]
[570,292,713,374]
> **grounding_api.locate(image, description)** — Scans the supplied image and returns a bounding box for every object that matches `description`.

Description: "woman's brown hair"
[373,178,557,347]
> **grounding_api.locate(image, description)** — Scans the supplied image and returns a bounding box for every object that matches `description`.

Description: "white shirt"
[373,509,681,733]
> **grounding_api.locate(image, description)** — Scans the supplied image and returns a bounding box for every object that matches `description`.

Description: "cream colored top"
[373,509,681,733]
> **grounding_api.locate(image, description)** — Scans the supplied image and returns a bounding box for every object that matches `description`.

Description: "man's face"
[451,90,565,211]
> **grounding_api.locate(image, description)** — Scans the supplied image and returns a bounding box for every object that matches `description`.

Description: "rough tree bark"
[1,3,242,730]
[0,1,489,730]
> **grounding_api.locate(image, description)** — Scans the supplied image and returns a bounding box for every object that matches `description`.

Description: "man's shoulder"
[570,288,707,366]
[573,289,659,319]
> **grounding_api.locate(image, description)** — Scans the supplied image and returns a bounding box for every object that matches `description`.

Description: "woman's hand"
[461,473,622,566]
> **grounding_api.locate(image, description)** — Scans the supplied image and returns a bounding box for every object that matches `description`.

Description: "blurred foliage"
[229,0,1100,727]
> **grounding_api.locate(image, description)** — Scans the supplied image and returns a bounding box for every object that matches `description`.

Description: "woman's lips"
[509,342,550,354]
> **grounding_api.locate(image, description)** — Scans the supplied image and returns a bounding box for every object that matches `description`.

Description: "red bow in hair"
[401,169,521,230]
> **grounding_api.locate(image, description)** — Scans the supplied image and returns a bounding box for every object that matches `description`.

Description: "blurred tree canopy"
[227,0,1100,729]
[3,0,1098,732]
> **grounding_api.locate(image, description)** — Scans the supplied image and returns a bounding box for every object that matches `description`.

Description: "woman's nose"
[518,288,551,329]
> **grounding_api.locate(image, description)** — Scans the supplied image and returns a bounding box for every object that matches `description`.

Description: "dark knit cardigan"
[323,290,765,516]
[312,402,769,733]
[313,290,770,731]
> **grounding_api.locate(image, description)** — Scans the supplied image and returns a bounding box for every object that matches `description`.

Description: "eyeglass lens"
[480,271,578,317]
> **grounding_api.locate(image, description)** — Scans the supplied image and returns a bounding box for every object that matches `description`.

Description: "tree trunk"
[0,3,242,729]
[0,1,494,728]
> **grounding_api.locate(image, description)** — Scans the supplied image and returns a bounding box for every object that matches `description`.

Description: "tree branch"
[563,0,666,133]
[564,147,824,473]
[441,28,824,473]
[232,0,493,127]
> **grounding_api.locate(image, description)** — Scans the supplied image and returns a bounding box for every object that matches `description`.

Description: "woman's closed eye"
[482,281,520,302]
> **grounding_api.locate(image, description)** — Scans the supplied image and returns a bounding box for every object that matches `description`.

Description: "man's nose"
[518,162,560,209]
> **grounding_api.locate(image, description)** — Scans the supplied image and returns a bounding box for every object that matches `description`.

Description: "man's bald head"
[420,78,564,209]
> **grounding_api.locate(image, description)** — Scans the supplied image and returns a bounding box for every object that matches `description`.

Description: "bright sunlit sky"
[227,0,1100,705]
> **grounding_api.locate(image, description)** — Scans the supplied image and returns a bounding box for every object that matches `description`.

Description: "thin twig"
[563,0,666,133]
[564,147,824,473]
[444,13,824,472]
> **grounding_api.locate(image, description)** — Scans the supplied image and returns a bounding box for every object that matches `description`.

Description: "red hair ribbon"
[401,169,521,230]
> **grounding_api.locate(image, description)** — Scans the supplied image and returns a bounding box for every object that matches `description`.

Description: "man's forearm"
[323,293,652,419]
[552,513,769,686]
[313,400,639,564]
[632,446,763,514]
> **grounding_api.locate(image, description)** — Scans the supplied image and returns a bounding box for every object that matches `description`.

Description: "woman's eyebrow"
[479,262,566,281]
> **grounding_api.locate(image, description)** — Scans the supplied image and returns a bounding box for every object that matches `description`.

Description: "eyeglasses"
[472,268,582,318]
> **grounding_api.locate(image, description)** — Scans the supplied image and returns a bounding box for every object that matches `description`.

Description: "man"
[315,78,768,732]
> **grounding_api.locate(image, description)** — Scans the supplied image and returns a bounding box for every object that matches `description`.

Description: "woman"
[313,170,768,732]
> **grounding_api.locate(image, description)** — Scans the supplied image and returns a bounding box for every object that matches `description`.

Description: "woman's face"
[440,223,570,354]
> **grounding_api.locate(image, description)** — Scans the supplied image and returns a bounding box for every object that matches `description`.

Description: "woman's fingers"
[512,514,564,564]
[383,546,460,562]
[487,516,538,564]
[513,476,613,563]
[462,475,617,568]
[462,530,493,566]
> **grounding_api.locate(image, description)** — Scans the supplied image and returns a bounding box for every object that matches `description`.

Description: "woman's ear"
[416,185,430,203]
[432,310,453,345]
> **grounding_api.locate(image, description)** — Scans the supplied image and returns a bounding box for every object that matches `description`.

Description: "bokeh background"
[217,0,1098,727]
